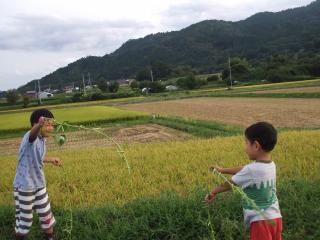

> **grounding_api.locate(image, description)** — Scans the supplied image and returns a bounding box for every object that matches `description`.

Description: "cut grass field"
[0,130,319,239]
[121,97,320,128]
[1,79,319,114]
[0,106,148,131]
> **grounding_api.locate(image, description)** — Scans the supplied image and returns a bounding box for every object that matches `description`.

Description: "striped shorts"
[14,187,56,235]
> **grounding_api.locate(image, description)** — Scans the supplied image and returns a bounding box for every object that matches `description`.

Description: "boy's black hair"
[30,109,54,126]
[245,122,277,152]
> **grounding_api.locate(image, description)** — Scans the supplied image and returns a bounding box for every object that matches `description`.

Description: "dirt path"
[252,86,320,94]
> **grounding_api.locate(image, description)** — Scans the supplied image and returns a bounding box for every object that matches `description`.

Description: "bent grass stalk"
[45,118,131,239]
[50,118,131,173]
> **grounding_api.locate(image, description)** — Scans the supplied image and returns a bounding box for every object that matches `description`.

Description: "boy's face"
[40,118,54,137]
[245,138,260,160]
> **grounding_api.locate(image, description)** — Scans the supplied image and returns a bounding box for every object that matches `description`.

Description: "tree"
[97,79,109,92]
[177,75,206,90]
[136,68,151,81]
[108,81,119,93]
[6,89,20,104]
[130,80,139,89]
[207,75,220,82]
[171,65,197,78]
[149,81,165,93]
[22,95,30,108]
[151,61,172,80]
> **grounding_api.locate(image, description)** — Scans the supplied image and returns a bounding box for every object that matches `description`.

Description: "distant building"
[52,89,61,94]
[165,85,178,91]
[25,91,37,98]
[38,91,53,99]
[64,86,74,92]
[142,87,151,94]
[118,79,133,85]
[43,88,52,93]
[0,91,6,98]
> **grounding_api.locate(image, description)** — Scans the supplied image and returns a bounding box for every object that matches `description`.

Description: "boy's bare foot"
[15,234,26,240]
[45,232,55,240]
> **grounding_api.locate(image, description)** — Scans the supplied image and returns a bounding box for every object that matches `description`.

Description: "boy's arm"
[29,117,45,142]
[205,180,235,204]
[44,156,62,166]
[209,165,244,175]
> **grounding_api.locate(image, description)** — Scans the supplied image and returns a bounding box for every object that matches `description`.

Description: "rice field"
[0,117,319,239]
[1,130,319,207]
[0,106,148,131]
[1,89,320,239]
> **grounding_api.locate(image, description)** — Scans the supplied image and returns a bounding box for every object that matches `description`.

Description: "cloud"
[0,15,155,53]
[0,0,315,90]
[160,0,315,29]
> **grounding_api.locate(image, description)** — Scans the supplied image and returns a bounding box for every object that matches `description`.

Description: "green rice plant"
[0,106,148,131]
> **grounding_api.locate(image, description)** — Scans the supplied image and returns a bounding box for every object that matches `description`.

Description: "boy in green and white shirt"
[206,122,282,240]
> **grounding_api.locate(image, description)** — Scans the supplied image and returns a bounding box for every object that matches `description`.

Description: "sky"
[0,0,315,91]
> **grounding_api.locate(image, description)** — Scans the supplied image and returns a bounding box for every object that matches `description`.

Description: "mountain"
[20,0,320,91]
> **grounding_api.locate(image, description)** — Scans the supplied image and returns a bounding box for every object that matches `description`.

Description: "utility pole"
[228,56,232,89]
[38,79,42,104]
[150,69,154,82]
[88,72,92,86]
[34,80,38,101]
[82,74,87,95]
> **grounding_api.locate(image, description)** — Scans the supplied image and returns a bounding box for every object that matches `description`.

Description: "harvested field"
[0,124,191,156]
[121,97,320,128]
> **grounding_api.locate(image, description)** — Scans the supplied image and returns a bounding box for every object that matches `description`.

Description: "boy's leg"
[274,218,283,240]
[34,187,56,239]
[14,188,35,238]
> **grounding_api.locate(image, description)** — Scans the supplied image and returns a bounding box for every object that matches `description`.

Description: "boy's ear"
[253,140,261,150]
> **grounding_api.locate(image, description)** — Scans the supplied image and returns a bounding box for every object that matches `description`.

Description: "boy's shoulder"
[242,161,276,174]
[20,130,42,146]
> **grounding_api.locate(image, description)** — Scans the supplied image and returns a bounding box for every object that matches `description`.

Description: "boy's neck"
[253,152,272,162]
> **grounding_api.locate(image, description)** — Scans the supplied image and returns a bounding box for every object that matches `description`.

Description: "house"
[63,86,74,92]
[165,85,178,91]
[0,91,6,99]
[25,91,37,98]
[38,91,53,99]
[142,87,151,94]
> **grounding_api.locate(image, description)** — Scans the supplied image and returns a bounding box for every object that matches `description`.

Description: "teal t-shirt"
[231,161,282,228]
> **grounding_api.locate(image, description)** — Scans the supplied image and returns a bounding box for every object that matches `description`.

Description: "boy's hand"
[52,157,62,166]
[209,165,224,173]
[205,192,217,204]
[38,116,45,127]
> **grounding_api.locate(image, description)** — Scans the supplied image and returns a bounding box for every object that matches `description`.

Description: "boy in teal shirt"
[206,122,282,240]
